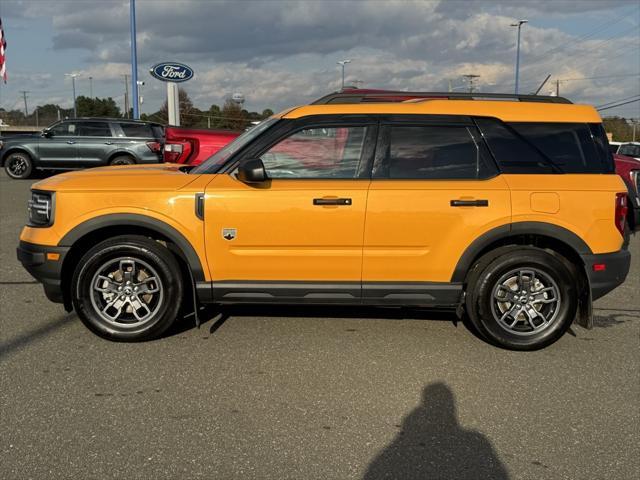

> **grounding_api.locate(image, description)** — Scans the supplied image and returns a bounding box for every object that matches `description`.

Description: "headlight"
[28,190,55,227]
[0,140,4,150]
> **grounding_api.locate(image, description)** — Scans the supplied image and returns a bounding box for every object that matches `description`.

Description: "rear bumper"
[581,249,631,300]
[17,241,69,304]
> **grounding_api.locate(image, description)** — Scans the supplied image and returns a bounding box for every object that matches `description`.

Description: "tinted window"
[259,126,367,179]
[379,125,495,179]
[509,122,606,173]
[119,122,154,138]
[619,144,640,158]
[589,123,615,172]
[475,118,556,174]
[76,122,112,137]
[49,122,77,136]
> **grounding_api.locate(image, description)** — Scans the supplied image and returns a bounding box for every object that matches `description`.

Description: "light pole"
[130,0,139,119]
[65,73,78,117]
[337,59,351,91]
[510,19,527,95]
[89,76,93,98]
[136,80,144,115]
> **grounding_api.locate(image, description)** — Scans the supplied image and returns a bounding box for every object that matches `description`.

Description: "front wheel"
[71,235,183,341]
[466,247,577,350]
[4,152,33,179]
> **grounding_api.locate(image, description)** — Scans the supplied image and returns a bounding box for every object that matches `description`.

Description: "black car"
[0,118,164,179]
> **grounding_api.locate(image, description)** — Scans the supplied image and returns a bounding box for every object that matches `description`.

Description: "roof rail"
[312,90,573,105]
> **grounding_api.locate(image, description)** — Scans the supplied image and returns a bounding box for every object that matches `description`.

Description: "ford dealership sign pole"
[150,62,194,126]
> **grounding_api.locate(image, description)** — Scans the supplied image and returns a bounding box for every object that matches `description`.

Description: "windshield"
[191,119,278,174]
[618,144,640,158]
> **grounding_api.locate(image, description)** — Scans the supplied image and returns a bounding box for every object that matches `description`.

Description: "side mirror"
[42,129,53,138]
[237,158,268,184]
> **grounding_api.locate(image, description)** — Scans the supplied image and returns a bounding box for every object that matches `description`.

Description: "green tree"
[76,96,122,118]
[261,108,274,118]
[218,99,247,130]
[603,117,635,142]
[158,88,202,127]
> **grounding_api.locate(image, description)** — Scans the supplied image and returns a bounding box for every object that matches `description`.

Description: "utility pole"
[35,107,39,127]
[463,74,480,93]
[20,90,29,117]
[89,76,93,98]
[130,0,140,119]
[556,79,560,97]
[510,19,528,94]
[448,79,453,92]
[337,59,352,92]
[64,73,78,117]
[124,74,130,118]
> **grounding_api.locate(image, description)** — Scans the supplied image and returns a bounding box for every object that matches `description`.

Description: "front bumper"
[581,249,631,301]
[17,241,70,304]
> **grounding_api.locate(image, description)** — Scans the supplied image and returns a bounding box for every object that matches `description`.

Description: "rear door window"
[118,122,154,138]
[375,125,496,179]
[76,122,112,137]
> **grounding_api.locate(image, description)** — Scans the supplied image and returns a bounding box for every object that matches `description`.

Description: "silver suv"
[1,118,164,179]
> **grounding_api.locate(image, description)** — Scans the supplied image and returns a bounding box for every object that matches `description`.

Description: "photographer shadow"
[364,383,509,480]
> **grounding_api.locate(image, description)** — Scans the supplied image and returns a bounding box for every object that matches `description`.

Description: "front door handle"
[66,140,76,144]
[104,141,114,145]
[450,199,489,207]
[313,198,352,206]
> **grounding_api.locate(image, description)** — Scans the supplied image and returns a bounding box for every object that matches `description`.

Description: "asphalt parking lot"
[1,170,638,480]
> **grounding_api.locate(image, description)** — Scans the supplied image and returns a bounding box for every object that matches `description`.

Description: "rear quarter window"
[476,118,613,174]
[508,122,609,173]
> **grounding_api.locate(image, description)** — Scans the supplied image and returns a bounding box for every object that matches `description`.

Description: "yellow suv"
[17,92,631,350]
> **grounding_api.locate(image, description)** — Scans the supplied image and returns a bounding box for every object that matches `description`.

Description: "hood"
[32,163,199,192]
[1,133,41,141]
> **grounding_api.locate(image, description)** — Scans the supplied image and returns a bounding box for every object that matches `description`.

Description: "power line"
[597,98,640,111]
[596,94,640,109]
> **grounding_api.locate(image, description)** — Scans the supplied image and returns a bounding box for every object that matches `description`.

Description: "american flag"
[0,17,6,83]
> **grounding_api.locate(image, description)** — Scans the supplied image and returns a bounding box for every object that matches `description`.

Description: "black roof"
[312,90,573,105]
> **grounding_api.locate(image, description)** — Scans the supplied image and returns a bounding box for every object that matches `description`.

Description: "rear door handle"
[313,198,352,206]
[450,199,489,207]
[66,140,76,144]
[104,141,114,145]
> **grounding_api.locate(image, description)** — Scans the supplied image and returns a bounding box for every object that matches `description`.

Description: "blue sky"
[1,0,638,119]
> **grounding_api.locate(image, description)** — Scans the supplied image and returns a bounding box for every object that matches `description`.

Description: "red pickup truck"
[163,126,240,165]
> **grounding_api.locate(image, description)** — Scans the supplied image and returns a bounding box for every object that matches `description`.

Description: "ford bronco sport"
[17,92,631,350]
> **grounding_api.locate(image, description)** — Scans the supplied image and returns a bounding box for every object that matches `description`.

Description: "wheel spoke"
[136,276,160,294]
[130,297,151,321]
[94,275,121,294]
[494,284,515,302]
[120,259,136,283]
[102,297,126,321]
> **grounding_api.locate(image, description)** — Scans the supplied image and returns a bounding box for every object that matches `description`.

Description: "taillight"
[163,143,183,163]
[146,141,162,153]
[614,193,628,237]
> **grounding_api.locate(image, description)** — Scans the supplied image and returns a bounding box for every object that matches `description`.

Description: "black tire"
[465,247,577,351]
[109,155,136,166]
[71,235,183,341]
[4,152,33,179]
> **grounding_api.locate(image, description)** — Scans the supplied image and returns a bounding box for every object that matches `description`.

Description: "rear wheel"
[4,152,33,179]
[109,155,136,166]
[466,247,577,350]
[71,235,183,341]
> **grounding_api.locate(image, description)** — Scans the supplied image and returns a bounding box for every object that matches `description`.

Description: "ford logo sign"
[149,62,194,83]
